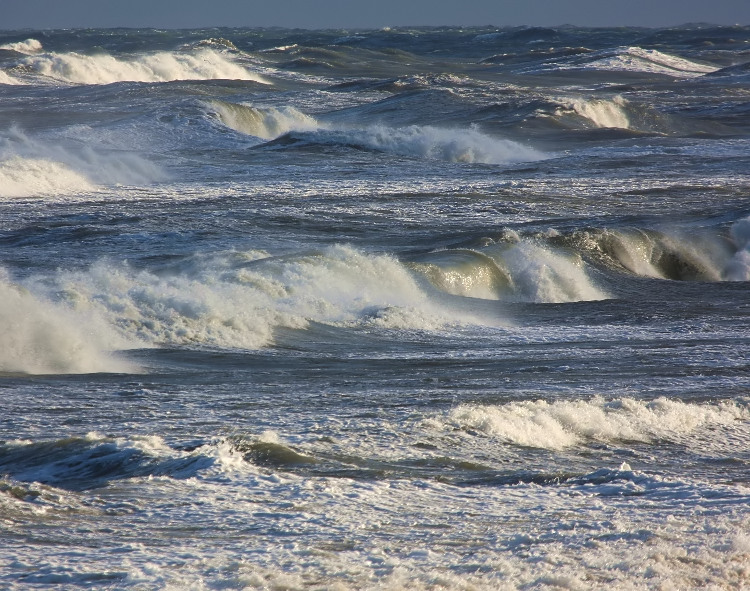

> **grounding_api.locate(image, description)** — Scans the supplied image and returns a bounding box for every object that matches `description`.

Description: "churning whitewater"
[0,25,749,590]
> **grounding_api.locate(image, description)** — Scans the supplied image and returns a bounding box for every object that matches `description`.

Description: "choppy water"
[1,25,749,590]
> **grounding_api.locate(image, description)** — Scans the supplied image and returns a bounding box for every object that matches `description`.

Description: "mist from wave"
[0,128,165,198]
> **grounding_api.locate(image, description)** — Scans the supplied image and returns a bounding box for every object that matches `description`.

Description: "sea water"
[0,25,749,589]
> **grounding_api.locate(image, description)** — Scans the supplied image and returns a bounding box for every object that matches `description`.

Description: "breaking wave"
[410,238,608,303]
[574,224,744,281]
[212,101,544,164]
[17,47,268,85]
[560,96,631,129]
[0,38,43,54]
[527,46,719,78]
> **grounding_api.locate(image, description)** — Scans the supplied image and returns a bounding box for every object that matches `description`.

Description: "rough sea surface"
[0,25,749,590]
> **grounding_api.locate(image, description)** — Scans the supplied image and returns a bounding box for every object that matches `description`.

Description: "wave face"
[209,101,320,140]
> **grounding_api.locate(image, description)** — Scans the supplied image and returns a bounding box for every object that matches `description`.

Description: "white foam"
[0,38,43,54]
[443,397,749,450]
[0,70,23,85]
[43,245,483,351]
[22,48,268,85]
[0,274,135,375]
[209,101,320,140]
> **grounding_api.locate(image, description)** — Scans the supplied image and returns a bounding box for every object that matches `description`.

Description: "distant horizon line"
[1,21,748,32]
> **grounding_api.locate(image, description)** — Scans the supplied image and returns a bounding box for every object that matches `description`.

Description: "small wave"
[271,124,545,165]
[442,397,749,451]
[0,434,240,489]
[322,124,545,164]
[20,47,268,85]
[0,38,43,54]
[570,46,719,78]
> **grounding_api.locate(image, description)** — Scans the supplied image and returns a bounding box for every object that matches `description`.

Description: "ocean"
[0,24,749,590]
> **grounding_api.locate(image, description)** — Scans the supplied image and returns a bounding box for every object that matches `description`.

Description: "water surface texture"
[1,25,749,590]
